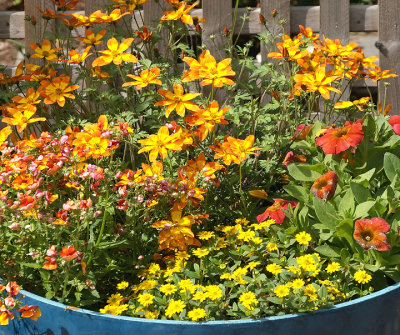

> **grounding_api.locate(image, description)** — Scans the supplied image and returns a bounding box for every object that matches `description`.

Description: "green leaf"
[339,188,355,217]
[350,182,371,204]
[354,201,375,219]
[283,184,310,203]
[287,164,322,182]
[313,197,338,230]
[314,245,341,258]
[20,262,42,269]
[384,152,400,182]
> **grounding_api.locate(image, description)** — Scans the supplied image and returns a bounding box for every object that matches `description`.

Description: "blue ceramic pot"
[3,281,400,335]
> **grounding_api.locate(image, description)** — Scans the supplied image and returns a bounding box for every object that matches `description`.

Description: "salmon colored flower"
[2,106,46,132]
[136,26,153,43]
[155,84,200,118]
[76,29,106,45]
[59,245,79,261]
[310,171,338,201]
[353,218,391,251]
[122,67,162,90]
[161,1,198,24]
[315,121,364,155]
[92,38,137,67]
[30,40,61,62]
[18,305,41,321]
[389,115,400,136]
[39,75,80,107]
[256,199,297,224]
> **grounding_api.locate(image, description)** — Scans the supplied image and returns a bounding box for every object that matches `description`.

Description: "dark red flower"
[388,115,400,136]
[310,171,338,201]
[315,121,364,155]
[353,218,391,251]
[256,198,297,224]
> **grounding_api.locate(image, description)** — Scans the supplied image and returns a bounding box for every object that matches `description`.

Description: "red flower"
[5,281,20,295]
[281,151,306,166]
[18,305,41,321]
[256,198,297,224]
[293,124,312,141]
[353,218,391,251]
[315,121,364,155]
[310,171,338,201]
[59,245,79,261]
[388,115,400,136]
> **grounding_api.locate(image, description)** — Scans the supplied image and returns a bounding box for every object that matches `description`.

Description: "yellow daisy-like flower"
[107,293,123,306]
[197,231,215,240]
[286,265,302,275]
[116,281,129,290]
[296,254,317,272]
[192,290,207,302]
[303,284,317,297]
[266,242,278,252]
[144,310,160,319]
[165,299,186,318]
[204,285,222,301]
[235,218,250,225]
[192,248,210,258]
[220,273,232,280]
[160,284,177,296]
[239,291,258,310]
[247,261,260,270]
[188,308,206,321]
[320,279,334,286]
[354,270,372,284]
[266,263,283,276]
[138,279,157,291]
[291,278,305,290]
[237,229,256,242]
[274,285,289,298]
[326,262,341,274]
[251,237,263,244]
[295,231,312,245]
[178,279,195,294]
[148,263,161,276]
[137,293,155,307]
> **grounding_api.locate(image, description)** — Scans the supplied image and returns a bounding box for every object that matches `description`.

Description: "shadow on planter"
[3,281,400,335]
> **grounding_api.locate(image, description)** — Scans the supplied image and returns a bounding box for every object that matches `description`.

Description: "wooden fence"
[0,0,399,112]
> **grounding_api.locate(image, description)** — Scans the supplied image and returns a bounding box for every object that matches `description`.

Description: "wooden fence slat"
[85,0,109,16]
[202,0,232,59]
[379,0,400,115]
[260,0,290,62]
[320,0,350,43]
[24,0,54,57]
[143,1,168,56]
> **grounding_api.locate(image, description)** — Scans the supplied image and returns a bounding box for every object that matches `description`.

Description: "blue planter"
[3,282,400,335]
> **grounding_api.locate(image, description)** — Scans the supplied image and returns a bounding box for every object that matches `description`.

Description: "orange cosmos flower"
[268,35,308,62]
[334,97,371,111]
[292,124,312,141]
[35,7,64,19]
[92,37,137,67]
[0,126,12,147]
[138,126,183,162]
[136,26,153,43]
[179,152,223,181]
[2,106,46,132]
[256,199,297,224]
[299,25,319,41]
[112,0,148,11]
[184,101,229,141]
[91,66,110,79]
[50,0,79,10]
[12,87,41,107]
[122,67,162,90]
[294,65,341,99]
[281,151,306,166]
[182,50,235,87]
[76,29,106,45]
[365,65,398,82]
[310,171,338,201]
[64,46,93,64]
[161,1,198,25]
[30,40,61,62]
[353,218,391,251]
[39,75,80,107]
[315,38,358,59]
[315,121,364,155]
[59,245,79,261]
[155,84,200,118]
[18,305,41,321]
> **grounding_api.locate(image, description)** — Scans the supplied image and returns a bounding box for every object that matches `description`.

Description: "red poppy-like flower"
[59,245,79,261]
[310,171,338,201]
[388,115,400,136]
[315,121,364,155]
[353,218,391,251]
[256,198,297,224]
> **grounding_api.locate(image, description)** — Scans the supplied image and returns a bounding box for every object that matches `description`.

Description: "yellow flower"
[137,293,155,307]
[320,280,334,286]
[291,279,305,290]
[160,284,177,296]
[148,263,161,276]
[235,218,250,225]
[116,281,129,290]
[161,2,197,24]
[326,262,341,274]
[197,231,215,240]
[107,293,123,306]
[251,237,263,244]
[165,299,186,318]
[266,242,278,252]
[192,290,207,302]
[296,254,317,272]
[274,285,289,298]
[303,284,317,297]
[237,229,256,242]
[266,263,283,276]
[188,308,206,321]
[239,291,258,310]
[138,279,157,291]
[92,37,137,67]
[247,261,260,270]
[2,106,46,133]
[220,273,232,280]
[192,248,209,258]
[295,231,312,245]
[178,279,195,293]
[122,67,162,90]
[354,270,372,284]
[144,310,160,319]
[175,251,190,260]
[204,285,222,300]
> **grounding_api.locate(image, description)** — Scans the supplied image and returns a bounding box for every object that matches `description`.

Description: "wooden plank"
[350,5,378,32]
[24,0,54,57]
[378,0,400,115]
[291,7,319,34]
[143,1,168,56]
[202,0,232,59]
[320,0,350,43]
[85,0,109,15]
[260,0,290,62]
[0,11,24,38]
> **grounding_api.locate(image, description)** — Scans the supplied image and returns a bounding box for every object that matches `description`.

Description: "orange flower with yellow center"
[122,67,162,90]
[155,84,200,118]
[65,46,93,64]
[112,0,148,12]
[138,126,183,162]
[365,65,398,82]
[50,0,79,10]
[353,218,391,251]
[92,37,137,67]
[2,106,46,132]
[76,29,106,45]
[315,38,358,59]
[161,1,198,25]
[12,87,41,107]
[0,126,12,147]
[30,40,61,62]
[334,97,371,111]
[39,75,80,107]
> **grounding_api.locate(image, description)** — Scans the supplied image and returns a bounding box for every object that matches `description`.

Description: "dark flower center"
[360,229,374,242]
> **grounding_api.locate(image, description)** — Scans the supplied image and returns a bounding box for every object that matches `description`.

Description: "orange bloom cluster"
[161,1,198,25]
[66,9,130,27]
[92,38,137,67]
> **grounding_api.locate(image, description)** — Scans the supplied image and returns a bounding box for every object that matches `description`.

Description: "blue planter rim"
[15,280,400,325]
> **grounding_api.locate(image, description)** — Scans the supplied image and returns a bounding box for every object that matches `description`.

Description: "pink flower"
[388,115,400,136]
